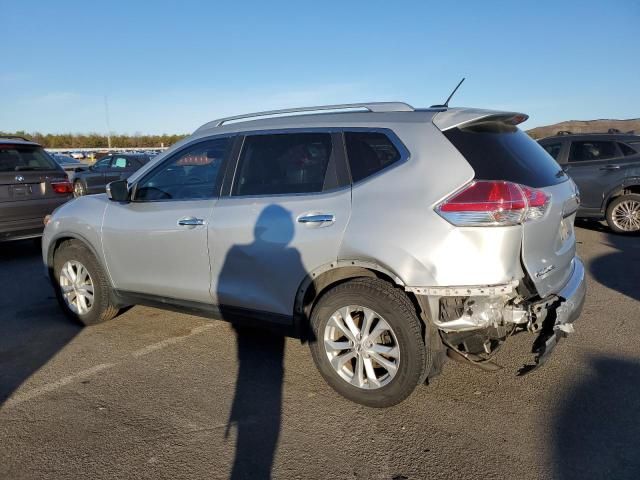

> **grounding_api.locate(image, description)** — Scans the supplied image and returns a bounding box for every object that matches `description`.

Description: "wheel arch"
[46,233,113,288]
[294,260,429,336]
[295,260,402,314]
[603,178,640,208]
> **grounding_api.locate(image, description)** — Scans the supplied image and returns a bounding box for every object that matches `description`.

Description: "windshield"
[0,144,59,171]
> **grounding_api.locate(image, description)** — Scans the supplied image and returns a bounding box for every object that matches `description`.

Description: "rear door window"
[568,141,620,162]
[0,144,58,171]
[344,131,401,183]
[443,123,567,188]
[233,133,333,196]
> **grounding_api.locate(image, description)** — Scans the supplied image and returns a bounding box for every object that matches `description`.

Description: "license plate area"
[10,184,34,198]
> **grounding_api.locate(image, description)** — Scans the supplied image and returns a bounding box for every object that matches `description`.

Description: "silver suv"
[42,103,586,407]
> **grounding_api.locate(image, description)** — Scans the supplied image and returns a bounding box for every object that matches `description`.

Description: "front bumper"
[523,257,586,373]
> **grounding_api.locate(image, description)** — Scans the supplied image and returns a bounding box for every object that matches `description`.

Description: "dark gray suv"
[0,137,73,241]
[539,133,640,233]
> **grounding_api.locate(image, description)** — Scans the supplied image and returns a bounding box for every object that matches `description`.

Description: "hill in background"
[527,119,640,139]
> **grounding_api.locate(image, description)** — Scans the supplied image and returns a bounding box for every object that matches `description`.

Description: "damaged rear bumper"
[524,257,586,373]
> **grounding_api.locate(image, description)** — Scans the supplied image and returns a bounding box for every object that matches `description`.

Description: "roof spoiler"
[433,108,529,131]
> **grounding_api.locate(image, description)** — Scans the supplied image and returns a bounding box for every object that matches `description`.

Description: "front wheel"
[606,194,640,234]
[309,278,430,407]
[53,240,120,325]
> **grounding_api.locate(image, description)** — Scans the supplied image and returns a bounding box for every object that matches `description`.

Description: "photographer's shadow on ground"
[218,204,311,480]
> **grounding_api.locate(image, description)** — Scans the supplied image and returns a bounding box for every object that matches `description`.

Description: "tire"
[605,194,640,234]
[309,277,429,407]
[53,240,120,326]
[73,180,85,197]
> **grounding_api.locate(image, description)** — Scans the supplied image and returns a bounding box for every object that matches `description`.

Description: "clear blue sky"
[1,0,638,134]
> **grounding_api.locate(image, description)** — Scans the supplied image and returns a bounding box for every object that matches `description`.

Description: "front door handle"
[178,217,205,227]
[297,213,335,224]
[600,165,621,170]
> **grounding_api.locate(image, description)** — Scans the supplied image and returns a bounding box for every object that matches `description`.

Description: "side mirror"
[106,179,130,202]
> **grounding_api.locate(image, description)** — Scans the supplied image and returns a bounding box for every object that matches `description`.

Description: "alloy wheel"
[59,260,95,315]
[611,199,640,232]
[324,305,400,389]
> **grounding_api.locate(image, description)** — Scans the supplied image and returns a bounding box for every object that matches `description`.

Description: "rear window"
[443,123,567,188]
[0,144,58,172]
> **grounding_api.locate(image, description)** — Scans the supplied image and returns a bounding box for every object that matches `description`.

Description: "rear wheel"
[73,180,85,197]
[309,278,429,407]
[53,240,120,325]
[606,194,640,234]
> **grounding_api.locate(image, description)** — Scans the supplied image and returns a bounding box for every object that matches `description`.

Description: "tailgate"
[521,181,580,298]
[438,111,581,298]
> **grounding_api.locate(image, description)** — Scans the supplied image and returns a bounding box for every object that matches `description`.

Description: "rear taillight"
[436,180,549,226]
[50,180,73,194]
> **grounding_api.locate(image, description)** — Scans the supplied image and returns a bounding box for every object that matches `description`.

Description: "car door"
[563,140,626,210]
[101,137,233,303]
[83,157,111,193]
[209,131,351,320]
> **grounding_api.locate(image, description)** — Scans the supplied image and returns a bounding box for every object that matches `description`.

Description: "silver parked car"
[42,103,586,407]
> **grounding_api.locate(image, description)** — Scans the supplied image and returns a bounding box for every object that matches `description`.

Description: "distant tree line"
[0,131,188,148]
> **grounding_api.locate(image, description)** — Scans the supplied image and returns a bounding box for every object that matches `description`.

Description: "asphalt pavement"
[1,221,639,480]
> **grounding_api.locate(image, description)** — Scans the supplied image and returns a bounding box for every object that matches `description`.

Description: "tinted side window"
[234,133,332,196]
[619,143,637,156]
[542,142,562,160]
[444,123,567,188]
[568,141,619,162]
[135,138,229,201]
[344,132,401,183]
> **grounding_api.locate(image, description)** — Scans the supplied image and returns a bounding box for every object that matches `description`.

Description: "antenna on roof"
[431,77,465,108]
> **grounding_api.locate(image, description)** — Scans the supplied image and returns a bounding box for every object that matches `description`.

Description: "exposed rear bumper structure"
[524,257,586,373]
[412,256,587,374]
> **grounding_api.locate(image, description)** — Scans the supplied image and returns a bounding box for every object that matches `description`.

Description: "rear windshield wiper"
[555,168,567,178]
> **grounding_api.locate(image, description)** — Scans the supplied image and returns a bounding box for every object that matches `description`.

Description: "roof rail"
[203,102,415,129]
[0,135,32,142]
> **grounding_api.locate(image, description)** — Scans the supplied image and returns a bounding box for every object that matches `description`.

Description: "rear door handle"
[600,165,621,170]
[297,214,335,224]
[178,217,205,227]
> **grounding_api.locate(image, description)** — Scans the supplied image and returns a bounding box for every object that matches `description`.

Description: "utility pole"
[104,95,112,149]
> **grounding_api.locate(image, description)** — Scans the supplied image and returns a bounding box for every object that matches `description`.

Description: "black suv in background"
[539,133,640,233]
[0,137,72,241]
[73,153,151,197]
